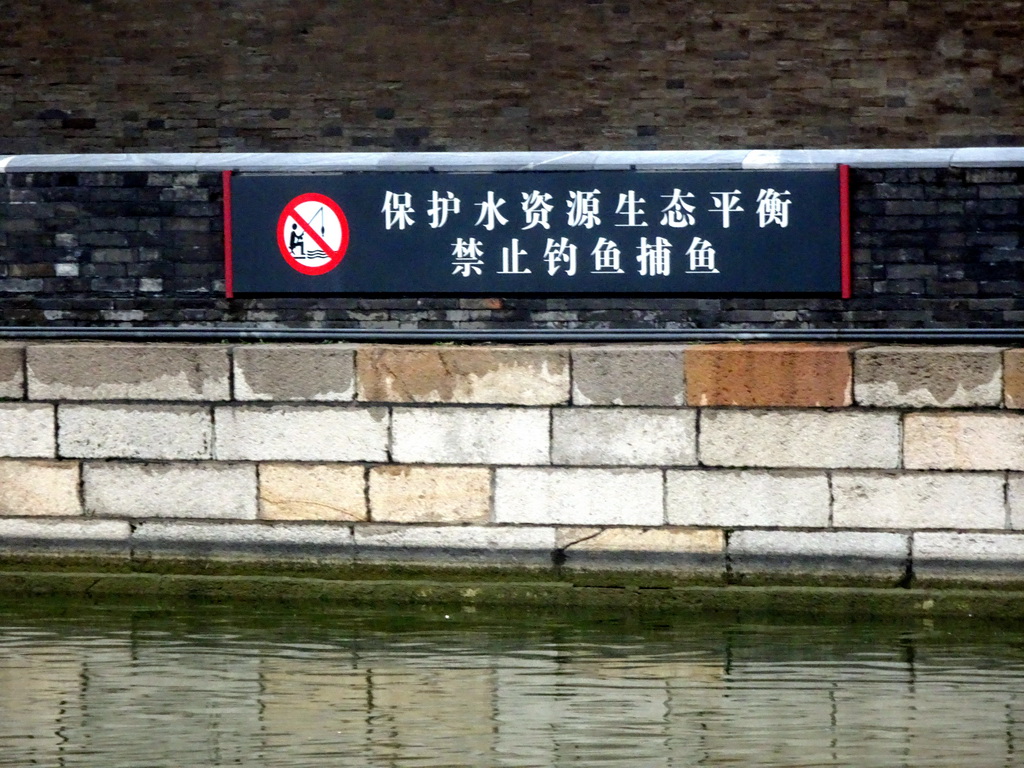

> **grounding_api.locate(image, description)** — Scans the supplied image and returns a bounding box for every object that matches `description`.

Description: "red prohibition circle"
[276,192,350,276]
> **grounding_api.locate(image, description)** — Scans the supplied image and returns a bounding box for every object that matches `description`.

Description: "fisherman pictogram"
[276,193,349,276]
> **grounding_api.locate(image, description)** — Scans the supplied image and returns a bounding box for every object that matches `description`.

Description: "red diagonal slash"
[276,192,349,276]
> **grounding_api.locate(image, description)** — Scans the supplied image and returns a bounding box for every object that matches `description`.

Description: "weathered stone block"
[132,521,354,560]
[494,468,663,525]
[215,406,388,462]
[1002,349,1024,409]
[854,345,1002,407]
[730,530,909,582]
[59,404,211,459]
[391,407,549,465]
[0,403,55,458]
[559,526,724,574]
[233,344,355,401]
[0,460,80,516]
[570,345,686,406]
[369,465,490,523]
[904,412,1024,470]
[552,408,696,466]
[699,410,900,468]
[914,532,1024,583]
[666,469,829,527]
[0,518,130,555]
[832,471,1005,529]
[259,463,366,521]
[356,345,569,405]
[354,524,555,565]
[1004,474,1024,530]
[27,343,229,401]
[0,343,24,399]
[685,343,854,407]
[84,462,257,519]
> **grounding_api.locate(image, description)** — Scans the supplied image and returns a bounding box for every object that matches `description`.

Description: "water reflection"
[0,602,1021,767]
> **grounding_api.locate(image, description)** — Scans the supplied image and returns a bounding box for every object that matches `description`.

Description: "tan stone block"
[904,412,1024,470]
[0,344,24,399]
[259,463,366,521]
[369,465,490,523]
[560,527,723,574]
[233,344,355,401]
[685,343,854,407]
[1003,349,1024,408]
[27,343,229,401]
[855,345,1002,407]
[570,345,686,405]
[356,345,569,404]
[0,460,80,516]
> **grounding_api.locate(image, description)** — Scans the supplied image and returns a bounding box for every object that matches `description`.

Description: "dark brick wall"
[1,1,1022,153]
[0,167,1022,329]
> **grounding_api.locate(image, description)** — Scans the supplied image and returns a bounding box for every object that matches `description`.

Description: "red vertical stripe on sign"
[222,170,234,299]
[839,164,851,299]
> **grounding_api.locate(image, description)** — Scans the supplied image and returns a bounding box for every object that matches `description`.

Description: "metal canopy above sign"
[225,168,849,297]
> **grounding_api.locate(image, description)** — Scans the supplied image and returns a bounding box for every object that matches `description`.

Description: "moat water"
[0,597,1022,767]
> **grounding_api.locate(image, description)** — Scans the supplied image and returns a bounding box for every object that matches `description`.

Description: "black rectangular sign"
[226,168,848,296]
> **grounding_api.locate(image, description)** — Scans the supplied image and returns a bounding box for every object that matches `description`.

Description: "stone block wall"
[1,159,1023,329]
[3,340,1024,586]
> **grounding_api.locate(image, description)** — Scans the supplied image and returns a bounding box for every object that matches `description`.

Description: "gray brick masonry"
[354,524,556,566]
[666,470,830,528]
[494,468,663,526]
[84,462,258,519]
[729,531,909,582]
[551,408,697,466]
[391,407,549,465]
[214,406,388,462]
[28,344,229,401]
[699,410,901,469]
[0,404,55,458]
[832,471,1005,529]
[232,344,355,401]
[58,404,212,459]
[570,346,686,406]
[131,521,354,560]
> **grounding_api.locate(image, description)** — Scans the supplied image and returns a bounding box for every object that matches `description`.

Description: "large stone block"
[699,410,900,468]
[729,530,909,582]
[132,521,354,560]
[391,407,549,465]
[84,462,257,519]
[685,343,854,407]
[904,412,1024,470]
[58,404,212,459]
[215,406,388,462]
[552,408,696,466]
[354,524,555,565]
[559,526,724,574]
[914,532,1024,583]
[832,471,1005,529]
[259,463,366,521]
[570,345,686,406]
[494,468,663,525]
[854,345,1002,407]
[233,344,355,401]
[27,343,229,401]
[0,460,80,516]
[666,469,829,527]
[369,465,491,523]
[0,403,54,458]
[0,518,130,555]
[0,343,24,399]
[1002,349,1024,409]
[356,345,569,405]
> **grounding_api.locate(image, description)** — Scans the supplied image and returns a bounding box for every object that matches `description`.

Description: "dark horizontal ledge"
[3,326,1024,344]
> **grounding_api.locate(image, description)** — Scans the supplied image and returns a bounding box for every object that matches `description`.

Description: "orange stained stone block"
[684,343,855,407]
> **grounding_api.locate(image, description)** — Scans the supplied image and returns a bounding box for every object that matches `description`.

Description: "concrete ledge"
[730,531,909,584]
[0,518,130,555]
[4,148,1023,173]
[353,524,556,566]
[559,527,724,576]
[914,532,1024,583]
